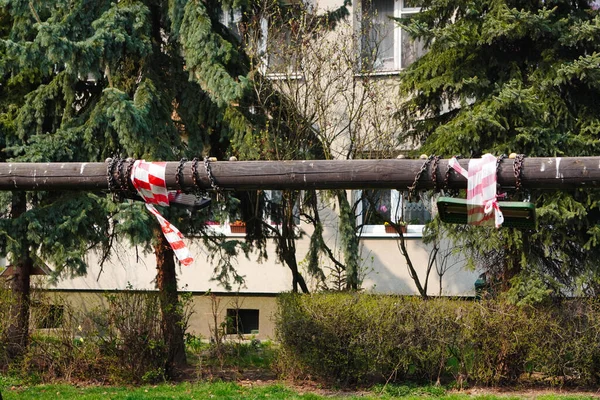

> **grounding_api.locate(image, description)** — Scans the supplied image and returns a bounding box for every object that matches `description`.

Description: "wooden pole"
[1,157,599,192]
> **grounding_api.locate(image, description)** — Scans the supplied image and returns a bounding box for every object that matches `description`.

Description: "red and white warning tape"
[130,160,194,265]
[449,154,504,228]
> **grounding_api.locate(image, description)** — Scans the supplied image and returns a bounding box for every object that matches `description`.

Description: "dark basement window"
[226,309,259,335]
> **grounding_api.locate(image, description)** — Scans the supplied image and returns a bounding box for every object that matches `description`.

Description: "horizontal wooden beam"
[0,157,599,192]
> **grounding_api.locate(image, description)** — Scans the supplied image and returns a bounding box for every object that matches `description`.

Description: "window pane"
[267,17,301,73]
[220,7,242,40]
[402,198,431,224]
[361,0,395,70]
[265,190,283,224]
[226,309,259,335]
[402,0,424,8]
[400,26,426,68]
[362,189,392,225]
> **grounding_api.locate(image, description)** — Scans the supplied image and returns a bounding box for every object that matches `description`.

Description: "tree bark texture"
[154,228,187,374]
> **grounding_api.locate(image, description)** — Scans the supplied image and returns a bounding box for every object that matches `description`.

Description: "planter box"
[230,225,246,234]
[385,225,407,234]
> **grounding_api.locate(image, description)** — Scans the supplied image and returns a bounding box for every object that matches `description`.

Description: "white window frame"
[258,15,303,79]
[355,189,426,237]
[220,7,243,40]
[359,0,423,73]
[204,190,297,236]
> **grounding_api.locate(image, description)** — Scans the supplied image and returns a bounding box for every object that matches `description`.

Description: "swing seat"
[437,197,536,229]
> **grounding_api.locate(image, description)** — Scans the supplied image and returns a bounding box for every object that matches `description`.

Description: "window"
[356,189,431,235]
[220,7,242,40]
[251,3,305,76]
[264,190,300,226]
[203,191,298,236]
[265,190,284,225]
[226,309,259,335]
[265,17,301,74]
[360,0,426,71]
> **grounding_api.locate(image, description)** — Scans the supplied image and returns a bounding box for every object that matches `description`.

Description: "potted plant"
[229,220,246,233]
[385,219,407,234]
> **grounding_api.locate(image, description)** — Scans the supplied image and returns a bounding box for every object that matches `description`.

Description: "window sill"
[354,69,403,78]
[359,225,425,238]
[204,224,302,237]
[265,72,303,80]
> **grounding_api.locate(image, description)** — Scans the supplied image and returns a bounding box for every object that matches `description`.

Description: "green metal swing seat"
[436,197,536,229]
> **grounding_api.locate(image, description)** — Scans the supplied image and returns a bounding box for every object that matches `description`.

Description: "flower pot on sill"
[385,225,407,234]
[230,225,246,234]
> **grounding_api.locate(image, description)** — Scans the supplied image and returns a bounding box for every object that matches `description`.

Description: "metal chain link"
[495,154,507,197]
[204,157,221,192]
[204,156,224,201]
[443,155,462,196]
[117,157,128,191]
[408,155,434,201]
[124,158,135,192]
[175,158,187,192]
[430,155,441,193]
[106,157,118,192]
[496,154,507,175]
[191,157,200,188]
[514,154,525,192]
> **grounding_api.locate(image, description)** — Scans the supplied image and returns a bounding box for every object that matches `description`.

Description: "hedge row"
[275,293,600,386]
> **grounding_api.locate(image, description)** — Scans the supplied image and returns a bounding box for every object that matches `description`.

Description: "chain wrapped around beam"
[408,155,434,202]
[430,155,441,193]
[514,154,525,192]
[106,157,118,192]
[175,158,187,192]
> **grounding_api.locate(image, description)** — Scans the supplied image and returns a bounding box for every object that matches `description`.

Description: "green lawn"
[1,382,598,400]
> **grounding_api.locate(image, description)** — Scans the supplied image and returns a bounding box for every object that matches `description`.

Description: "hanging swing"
[436,154,536,229]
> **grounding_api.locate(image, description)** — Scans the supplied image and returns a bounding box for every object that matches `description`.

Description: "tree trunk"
[5,192,33,360]
[287,254,309,294]
[154,228,187,375]
[336,191,359,290]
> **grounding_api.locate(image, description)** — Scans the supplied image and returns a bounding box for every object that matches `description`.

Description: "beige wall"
[48,216,477,296]
[46,290,279,340]
[187,294,279,341]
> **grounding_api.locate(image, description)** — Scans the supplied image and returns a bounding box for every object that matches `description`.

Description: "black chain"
[204,157,221,192]
[443,155,462,196]
[117,157,128,191]
[106,157,118,192]
[408,155,434,201]
[430,155,441,193]
[495,154,507,195]
[204,156,224,201]
[176,158,187,192]
[191,157,200,188]
[514,154,525,192]
[496,154,507,175]
[124,158,135,192]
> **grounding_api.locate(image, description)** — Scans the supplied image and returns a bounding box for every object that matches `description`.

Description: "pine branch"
[28,2,41,24]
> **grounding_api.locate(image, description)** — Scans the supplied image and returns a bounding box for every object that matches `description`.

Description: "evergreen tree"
[0,0,271,370]
[397,0,600,299]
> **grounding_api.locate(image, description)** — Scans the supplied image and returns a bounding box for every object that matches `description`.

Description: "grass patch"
[1,382,599,399]
[186,337,277,371]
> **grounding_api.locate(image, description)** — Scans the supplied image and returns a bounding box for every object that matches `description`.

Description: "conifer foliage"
[0,0,268,371]
[398,0,600,297]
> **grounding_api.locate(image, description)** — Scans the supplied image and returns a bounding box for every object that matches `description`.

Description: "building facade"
[1,0,480,341]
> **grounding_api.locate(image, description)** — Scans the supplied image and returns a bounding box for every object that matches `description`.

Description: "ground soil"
[175,366,600,398]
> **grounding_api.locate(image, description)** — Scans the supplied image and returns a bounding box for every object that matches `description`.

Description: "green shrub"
[14,289,183,384]
[275,293,600,387]
[0,282,17,366]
